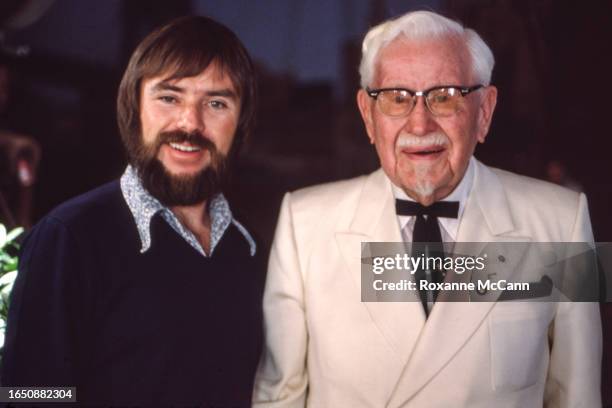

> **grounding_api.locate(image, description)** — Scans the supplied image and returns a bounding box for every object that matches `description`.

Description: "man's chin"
[164,170,203,183]
[162,163,209,178]
[136,158,223,207]
[163,171,202,187]
[401,180,437,206]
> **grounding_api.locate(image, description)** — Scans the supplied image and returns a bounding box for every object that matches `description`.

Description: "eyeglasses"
[366,85,483,117]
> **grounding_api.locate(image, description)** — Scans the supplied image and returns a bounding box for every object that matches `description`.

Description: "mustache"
[396,132,450,149]
[156,130,217,151]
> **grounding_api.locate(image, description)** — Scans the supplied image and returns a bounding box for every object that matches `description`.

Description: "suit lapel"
[456,159,515,242]
[335,169,426,365]
[386,160,532,407]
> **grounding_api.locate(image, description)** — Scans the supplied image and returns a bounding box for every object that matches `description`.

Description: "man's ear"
[476,85,498,143]
[357,89,375,145]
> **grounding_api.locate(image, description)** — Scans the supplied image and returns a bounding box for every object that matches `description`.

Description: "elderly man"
[253,10,601,408]
[2,16,262,406]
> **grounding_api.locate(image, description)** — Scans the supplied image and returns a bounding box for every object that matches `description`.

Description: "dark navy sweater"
[1,181,264,407]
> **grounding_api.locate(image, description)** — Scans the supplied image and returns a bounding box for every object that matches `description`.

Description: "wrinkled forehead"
[374,34,473,86]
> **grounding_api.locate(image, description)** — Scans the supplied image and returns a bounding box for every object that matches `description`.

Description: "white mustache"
[396,132,450,149]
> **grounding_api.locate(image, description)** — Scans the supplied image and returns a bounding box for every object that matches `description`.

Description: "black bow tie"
[395,199,459,218]
[396,199,459,316]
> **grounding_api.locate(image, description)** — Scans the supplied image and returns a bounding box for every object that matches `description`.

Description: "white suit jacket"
[253,159,602,408]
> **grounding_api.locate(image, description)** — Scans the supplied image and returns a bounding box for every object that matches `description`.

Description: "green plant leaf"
[0,224,6,249]
[2,259,18,272]
[0,270,17,288]
[5,227,23,244]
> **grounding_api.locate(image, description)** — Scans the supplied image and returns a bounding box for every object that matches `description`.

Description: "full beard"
[129,130,229,207]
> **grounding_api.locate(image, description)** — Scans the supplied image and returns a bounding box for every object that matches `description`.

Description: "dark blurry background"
[0,0,611,402]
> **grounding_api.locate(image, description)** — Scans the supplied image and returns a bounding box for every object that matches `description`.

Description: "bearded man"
[253,10,601,408]
[2,16,262,407]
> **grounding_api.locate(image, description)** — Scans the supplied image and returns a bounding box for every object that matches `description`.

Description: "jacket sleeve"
[544,193,602,407]
[1,216,92,388]
[253,193,308,408]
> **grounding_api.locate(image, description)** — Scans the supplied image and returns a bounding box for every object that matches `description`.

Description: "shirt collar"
[120,165,256,257]
[391,156,475,241]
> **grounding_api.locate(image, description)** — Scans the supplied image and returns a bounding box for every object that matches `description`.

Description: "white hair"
[359,11,495,88]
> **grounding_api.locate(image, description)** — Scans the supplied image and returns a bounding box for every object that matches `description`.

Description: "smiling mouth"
[402,145,446,157]
[413,147,444,156]
[168,142,203,153]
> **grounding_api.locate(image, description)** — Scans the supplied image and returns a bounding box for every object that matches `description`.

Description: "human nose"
[176,103,204,133]
[402,95,437,136]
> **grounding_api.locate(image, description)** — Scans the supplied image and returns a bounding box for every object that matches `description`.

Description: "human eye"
[429,88,455,105]
[432,93,450,104]
[376,90,412,116]
[428,88,463,116]
[208,99,229,110]
[158,95,178,104]
[389,90,410,105]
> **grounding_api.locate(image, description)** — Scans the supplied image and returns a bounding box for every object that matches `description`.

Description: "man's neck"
[170,201,211,254]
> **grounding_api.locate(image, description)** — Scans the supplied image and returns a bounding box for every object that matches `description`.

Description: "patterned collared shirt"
[120,165,256,257]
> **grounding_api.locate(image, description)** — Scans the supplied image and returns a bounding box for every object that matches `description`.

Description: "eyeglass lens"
[377,88,465,117]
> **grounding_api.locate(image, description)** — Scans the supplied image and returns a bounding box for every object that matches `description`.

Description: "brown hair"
[117,15,256,160]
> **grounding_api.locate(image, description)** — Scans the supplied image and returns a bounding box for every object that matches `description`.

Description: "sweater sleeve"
[1,216,92,388]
